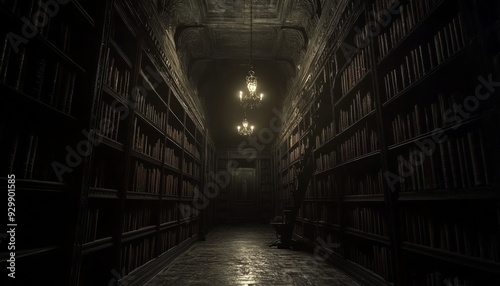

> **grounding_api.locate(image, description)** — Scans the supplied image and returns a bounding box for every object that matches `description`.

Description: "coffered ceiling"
[158,0,322,89]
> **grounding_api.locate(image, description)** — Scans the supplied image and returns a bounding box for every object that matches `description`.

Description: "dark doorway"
[230,168,258,222]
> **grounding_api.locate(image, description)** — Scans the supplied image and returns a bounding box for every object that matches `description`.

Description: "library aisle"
[144,225,360,286]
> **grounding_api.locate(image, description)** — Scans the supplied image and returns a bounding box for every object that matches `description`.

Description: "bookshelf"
[1,0,215,285]
[78,0,211,284]
[277,0,500,285]
[0,0,99,284]
[259,156,273,223]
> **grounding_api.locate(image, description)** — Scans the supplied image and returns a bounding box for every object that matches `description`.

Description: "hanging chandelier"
[237,117,254,136]
[239,0,264,109]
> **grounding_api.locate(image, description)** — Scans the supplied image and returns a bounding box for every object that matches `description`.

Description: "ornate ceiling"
[158,0,322,90]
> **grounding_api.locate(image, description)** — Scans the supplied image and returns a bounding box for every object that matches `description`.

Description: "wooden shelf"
[131,150,162,166]
[82,237,114,255]
[122,226,157,243]
[89,187,119,199]
[109,39,132,67]
[344,227,390,245]
[126,192,159,200]
[343,194,385,202]
[0,246,59,262]
[397,187,500,201]
[1,84,78,123]
[0,178,67,192]
[402,242,500,273]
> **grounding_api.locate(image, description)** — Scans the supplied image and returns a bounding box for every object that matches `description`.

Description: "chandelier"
[237,117,254,136]
[239,0,264,109]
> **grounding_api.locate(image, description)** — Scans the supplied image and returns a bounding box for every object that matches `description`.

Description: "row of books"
[182,159,200,178]
[166,124,183,146]
[335,170,384,196]
[1,131,38,178]
[183,135,200,159]
[389,94,466,145]
[336,125,379,164]
[83,208,100,243]
[410,271,475,286]
[1,35,77,114]
[123,208,153,233]
[394,130,489,192]
[347,207,388,237]
[179,222,197,241]
[280,156,288,170]
[383,14,466,102]
[370,0,399,19]
[316,175,341,198]
[132,161,161,194]
[289,143,306,163]
[339,48,370,96]
[395,146,433,192]
[337,91,375,134]
[163,174,179,196]
[105,51,131,98]
[98,100,121,142]
[181,180,198,198]
[3,0,75,52]
[353,22,371,49]
[289,130,299,147]
[330,0,358,48]
[316,150,337,172]
[164,147,179,168]
[401,209,500,262]
[160,204,178,223]
[376,0,443,60]
[121,236,156,275]
[159,229,176,253]
[134,91,168,132]
[297,201,313,220]
[315,121,335,148]
[349,245,392,281]
[91,161,117,190]
[132,119,164,161]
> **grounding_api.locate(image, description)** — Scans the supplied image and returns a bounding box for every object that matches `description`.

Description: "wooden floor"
[144,224,360,286]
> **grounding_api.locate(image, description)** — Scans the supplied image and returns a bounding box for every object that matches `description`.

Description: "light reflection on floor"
[144,224,360,286]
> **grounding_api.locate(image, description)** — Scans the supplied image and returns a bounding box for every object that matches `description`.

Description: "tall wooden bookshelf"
[0,0,215,285]
[259,156,273,223]
[76,0,214,285]
[277,0,500,285]
[0,0,99,284]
